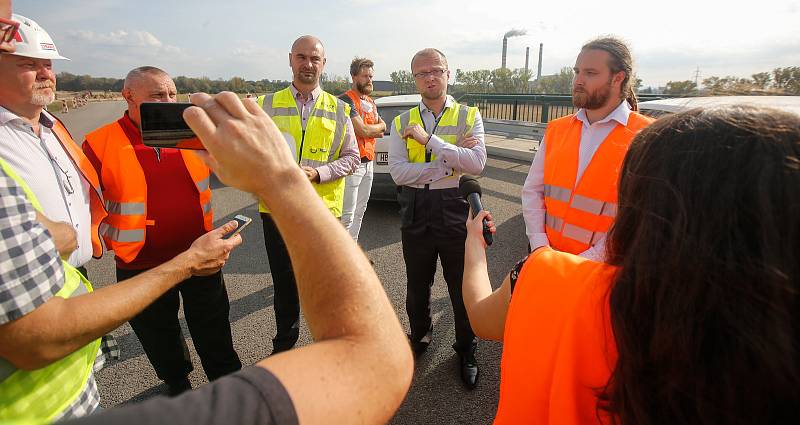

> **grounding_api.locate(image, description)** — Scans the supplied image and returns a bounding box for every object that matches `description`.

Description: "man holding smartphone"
[256,35,360,354]
[82,66,241,396]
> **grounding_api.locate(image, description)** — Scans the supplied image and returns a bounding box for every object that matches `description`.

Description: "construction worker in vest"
[0,155,243,422]
[82,67,242,396]
[0,14,108,279]
[521,37,654,262]
[338,57,385,242]
[257,35,359,354]
[388,48,486,389]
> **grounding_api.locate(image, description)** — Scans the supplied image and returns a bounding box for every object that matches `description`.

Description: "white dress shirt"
[388,95,486,189]
[0,106,93,267]
[521,100,631,262]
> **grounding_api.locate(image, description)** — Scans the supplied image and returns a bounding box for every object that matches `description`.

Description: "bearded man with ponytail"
[521,36,653,261]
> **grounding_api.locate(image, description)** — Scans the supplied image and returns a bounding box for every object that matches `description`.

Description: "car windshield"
[377,106,413,135]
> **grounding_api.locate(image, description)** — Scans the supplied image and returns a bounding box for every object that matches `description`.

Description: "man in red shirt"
[83,66,241,396]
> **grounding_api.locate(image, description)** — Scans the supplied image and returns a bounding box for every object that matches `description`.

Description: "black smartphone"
[222,214,252,240]
[140,102,205,150]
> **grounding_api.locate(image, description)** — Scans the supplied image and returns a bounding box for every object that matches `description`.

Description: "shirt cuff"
[316,165,332,183]
[426,134,448,155]
[529,233,550,251]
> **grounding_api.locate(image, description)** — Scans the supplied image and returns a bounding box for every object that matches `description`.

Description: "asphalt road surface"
[55,101,532,424]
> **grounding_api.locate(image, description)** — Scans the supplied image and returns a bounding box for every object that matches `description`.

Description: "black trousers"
[260,213,300,352]
[398,186,477,354]
[116,268,241,383]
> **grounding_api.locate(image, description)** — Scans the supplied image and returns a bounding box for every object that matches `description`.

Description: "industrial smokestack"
[502,37,508,69]
[537,43,543,80]
[501,29,526,69]
[525,47,530,73]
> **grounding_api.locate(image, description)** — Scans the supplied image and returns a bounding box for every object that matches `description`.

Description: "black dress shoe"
[459,351,479,390]
[165,378,192,397]
[407,334,429,359]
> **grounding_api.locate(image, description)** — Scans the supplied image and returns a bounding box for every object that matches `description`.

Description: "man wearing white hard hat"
[0,14,108,273]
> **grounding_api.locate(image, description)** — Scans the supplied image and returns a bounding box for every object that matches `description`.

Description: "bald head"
[289,35,326,91]
[291,35,325,56]
[122,66,176,126]
[411,48,447,70]
[124,66,170,90]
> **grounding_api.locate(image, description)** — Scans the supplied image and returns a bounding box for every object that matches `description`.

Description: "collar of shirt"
[0,105,54,129]
[418,95,455,118]
[289,84,323,105]
[117,111,143,146]
[575,100,631,128]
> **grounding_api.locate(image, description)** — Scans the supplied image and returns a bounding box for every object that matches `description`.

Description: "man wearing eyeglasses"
[388,48,486,389]
[0,14,107,276]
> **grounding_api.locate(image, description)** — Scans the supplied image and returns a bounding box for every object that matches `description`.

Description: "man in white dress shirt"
[521,37,654,261]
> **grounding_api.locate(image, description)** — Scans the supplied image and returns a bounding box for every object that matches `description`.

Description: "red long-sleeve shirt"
[83,112,206,270]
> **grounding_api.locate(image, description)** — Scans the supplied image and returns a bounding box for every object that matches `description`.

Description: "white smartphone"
[222,214,252,239]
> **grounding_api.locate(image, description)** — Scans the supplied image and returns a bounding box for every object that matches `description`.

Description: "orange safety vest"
[84,121,213,263]
[49,116,108,258]
[543,112,653,254]
[495,248,618,425]
[343,89,378,160]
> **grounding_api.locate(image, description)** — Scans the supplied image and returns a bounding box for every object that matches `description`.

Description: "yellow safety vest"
[0,159,100,423]
[393,101,477,181]
[257,88,351,217]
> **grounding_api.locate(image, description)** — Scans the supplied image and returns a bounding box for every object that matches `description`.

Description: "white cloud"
[68,30,166,48]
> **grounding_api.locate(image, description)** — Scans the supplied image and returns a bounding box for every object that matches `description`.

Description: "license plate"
[376,152,388,165]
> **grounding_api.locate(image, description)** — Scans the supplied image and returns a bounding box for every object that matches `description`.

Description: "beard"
[297,70,318,85]
[31,81,56,106]
[572,80,612,110]
[356,81,373,95]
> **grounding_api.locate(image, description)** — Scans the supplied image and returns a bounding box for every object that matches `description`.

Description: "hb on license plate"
[377,152,388,165]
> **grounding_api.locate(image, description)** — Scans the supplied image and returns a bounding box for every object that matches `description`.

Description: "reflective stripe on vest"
[392,101,477,179]
[257,88,351,217]
[49,116,108,258]
[542,112,653,254]
[0,158,101,422]
[84,121,213,262]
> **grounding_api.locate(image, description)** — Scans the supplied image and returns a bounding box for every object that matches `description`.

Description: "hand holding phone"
[222,215,252,239]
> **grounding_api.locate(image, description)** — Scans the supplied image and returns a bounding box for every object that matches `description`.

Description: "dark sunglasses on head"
[0,17,20,44]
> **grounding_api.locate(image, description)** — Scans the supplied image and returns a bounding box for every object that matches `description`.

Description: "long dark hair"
[603,106,800,424]
[582,37,638,111]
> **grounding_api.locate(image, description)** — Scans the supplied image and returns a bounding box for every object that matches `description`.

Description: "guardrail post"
[512,99,518,121]
[541,102,549,123]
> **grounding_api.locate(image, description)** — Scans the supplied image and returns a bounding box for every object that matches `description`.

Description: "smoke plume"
[504,29,527,39]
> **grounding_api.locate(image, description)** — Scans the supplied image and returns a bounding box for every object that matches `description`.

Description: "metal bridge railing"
[457,93,672,123]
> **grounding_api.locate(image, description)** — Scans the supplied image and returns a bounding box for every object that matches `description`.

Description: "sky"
[15,0,800,88]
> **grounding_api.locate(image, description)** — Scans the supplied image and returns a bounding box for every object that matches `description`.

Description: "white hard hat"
[10,14,69,60]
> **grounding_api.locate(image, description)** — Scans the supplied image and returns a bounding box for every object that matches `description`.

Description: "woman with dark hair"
[463,106,800,424]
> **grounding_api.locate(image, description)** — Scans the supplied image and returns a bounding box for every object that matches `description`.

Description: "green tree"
[389,70,414,94]
[664,80,698,95]
[751,72,771,90]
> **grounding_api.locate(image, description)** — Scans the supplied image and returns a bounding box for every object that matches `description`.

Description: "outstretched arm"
[184,92,413,425]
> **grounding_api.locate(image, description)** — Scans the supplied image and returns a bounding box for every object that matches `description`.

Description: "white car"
[371,94,422,201]
[639,95,800,119]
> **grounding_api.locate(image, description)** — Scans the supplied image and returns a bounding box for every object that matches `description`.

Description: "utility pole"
[693,66,701,90]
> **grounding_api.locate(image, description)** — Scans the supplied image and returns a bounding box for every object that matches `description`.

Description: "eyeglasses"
[0,17,20,44]
[413,69,448,79]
